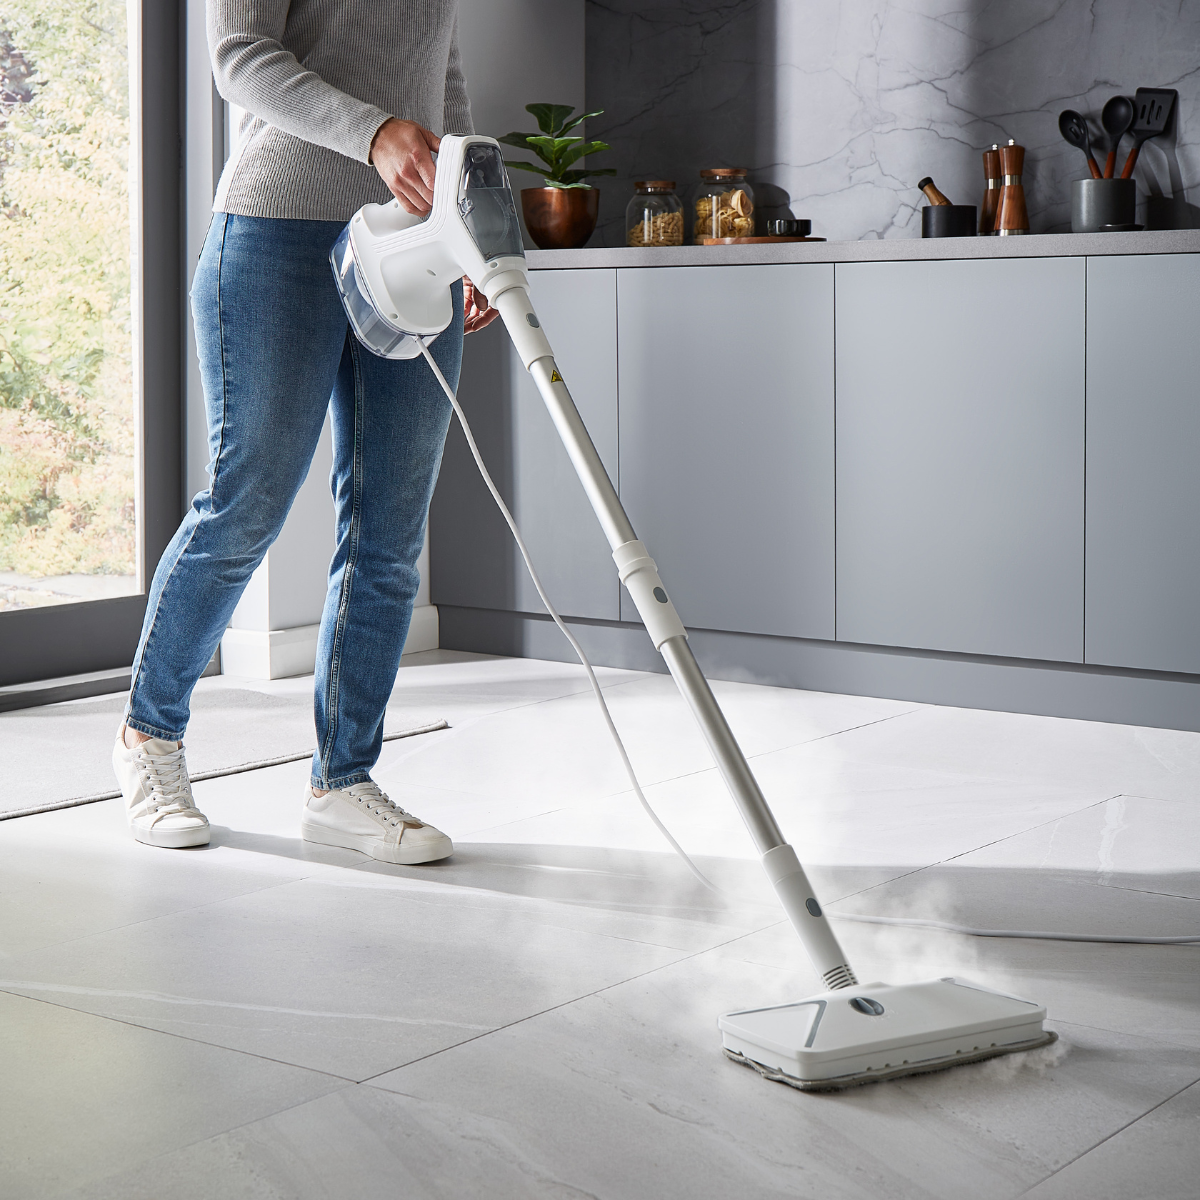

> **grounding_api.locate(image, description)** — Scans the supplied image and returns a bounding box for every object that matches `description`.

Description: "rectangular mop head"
[720,977,1055,1091]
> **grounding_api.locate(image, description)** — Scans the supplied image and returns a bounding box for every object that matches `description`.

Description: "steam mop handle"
[489,283,856,987]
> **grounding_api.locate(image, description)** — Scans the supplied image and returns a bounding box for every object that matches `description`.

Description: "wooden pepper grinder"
[994,139,1029,235]
[979,144,1001,234]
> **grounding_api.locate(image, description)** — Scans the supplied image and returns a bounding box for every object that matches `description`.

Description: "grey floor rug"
[0,679,446,820]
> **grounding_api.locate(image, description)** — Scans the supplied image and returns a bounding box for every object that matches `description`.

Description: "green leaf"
[525,135,582,162]
[498,132,540,150]
[558,140,610,169]
[559,109,605,135]
[542,180,593,189]
[525,103,576,135]
[502,160,549,176]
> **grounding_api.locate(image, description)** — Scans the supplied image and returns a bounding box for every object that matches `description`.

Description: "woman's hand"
[370,118,440,214]
[464,278,498,333]
[369,120,496,333]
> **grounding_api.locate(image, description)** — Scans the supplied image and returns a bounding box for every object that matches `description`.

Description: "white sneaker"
[301,780,452,865]
[112,736,211,849]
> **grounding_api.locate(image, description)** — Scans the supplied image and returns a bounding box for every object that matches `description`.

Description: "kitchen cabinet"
[834,257,1085,661]
[430,268,620,619]
[1085,253,1200,672]
[615,264,835,638]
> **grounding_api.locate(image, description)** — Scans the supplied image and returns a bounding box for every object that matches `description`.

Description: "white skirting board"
[220,605,439,680]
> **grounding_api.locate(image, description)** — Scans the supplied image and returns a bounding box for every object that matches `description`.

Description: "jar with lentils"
[693,168,755,240]
[626,181,684,246]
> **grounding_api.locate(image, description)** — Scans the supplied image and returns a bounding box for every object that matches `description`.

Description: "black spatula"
[1120,88,1178,179]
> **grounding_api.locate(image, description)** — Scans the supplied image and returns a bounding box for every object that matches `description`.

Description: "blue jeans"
[125,214,461,788]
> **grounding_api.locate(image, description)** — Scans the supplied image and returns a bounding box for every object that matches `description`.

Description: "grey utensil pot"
[921,205,977,238]
[1071,178,1136,232]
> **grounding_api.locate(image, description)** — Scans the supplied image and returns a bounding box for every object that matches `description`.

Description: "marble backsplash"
[584,0,1200,245]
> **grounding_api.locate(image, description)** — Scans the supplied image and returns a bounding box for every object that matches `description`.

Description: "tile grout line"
[355,921,782,1087]
[4,987,362,1083]
[1017,1073,1200,1198]
[426,702,923,839]
[828,793,1127,906]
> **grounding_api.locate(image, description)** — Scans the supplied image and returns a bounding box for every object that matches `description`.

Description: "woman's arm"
[207,0,391,164]
[442,16,473,136]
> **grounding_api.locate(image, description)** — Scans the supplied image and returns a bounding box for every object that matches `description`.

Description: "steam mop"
[330,135,1055,1091]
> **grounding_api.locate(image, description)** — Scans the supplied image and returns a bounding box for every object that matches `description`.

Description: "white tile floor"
[2,649,1198,1199]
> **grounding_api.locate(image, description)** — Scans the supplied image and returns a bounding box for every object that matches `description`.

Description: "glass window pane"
[0,0,137,611]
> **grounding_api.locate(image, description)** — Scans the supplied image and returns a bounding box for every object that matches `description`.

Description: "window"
[0,0,181,685]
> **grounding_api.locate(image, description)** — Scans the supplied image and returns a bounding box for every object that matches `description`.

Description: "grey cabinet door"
[835,257,1085,662]
[616,264,835,638]
[1086,254,1200,673]
[430,268,619,620]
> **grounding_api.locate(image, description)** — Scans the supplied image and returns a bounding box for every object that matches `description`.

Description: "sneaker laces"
[343,781,422,829]
[134,745,199,823]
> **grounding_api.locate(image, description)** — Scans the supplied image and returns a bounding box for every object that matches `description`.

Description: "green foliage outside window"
[0,0,134,579]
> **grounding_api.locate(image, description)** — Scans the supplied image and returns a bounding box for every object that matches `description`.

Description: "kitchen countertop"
[526,228,1200,269]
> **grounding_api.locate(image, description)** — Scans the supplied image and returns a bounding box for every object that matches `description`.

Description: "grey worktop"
[526,228,1200,270]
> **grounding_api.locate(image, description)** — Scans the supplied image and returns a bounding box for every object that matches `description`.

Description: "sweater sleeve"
[208,0,392,164]
[442,16,474,136]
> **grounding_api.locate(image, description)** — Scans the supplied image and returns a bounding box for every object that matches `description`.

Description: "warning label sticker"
[550,370,563,383]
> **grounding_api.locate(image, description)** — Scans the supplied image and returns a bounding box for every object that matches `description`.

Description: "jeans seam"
[123,718,185,742]
[323,770,373,790]
[318,333,366,783]
[127,214,231,731]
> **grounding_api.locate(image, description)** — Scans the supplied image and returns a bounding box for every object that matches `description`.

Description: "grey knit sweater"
[209,0,473,221]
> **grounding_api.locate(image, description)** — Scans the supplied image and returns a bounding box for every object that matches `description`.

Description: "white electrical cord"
[420,342,1200,948]
[419,343,719,893]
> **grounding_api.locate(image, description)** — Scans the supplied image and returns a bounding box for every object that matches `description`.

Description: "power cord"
[419,343,1200,949]
[418,343,718,893]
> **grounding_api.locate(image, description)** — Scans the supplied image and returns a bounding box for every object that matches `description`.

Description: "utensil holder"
[1071,178,1136,233]
[921,205,977,238]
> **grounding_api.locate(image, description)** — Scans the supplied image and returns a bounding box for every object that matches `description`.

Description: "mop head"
[719,977,1055,1092]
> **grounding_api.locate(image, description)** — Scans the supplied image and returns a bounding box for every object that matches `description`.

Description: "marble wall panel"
[585,0,1200,244]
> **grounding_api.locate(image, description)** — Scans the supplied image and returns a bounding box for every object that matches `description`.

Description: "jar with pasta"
[693,169,755,240]
[626,181,684,247]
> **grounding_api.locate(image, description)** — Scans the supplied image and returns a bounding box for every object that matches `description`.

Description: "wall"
[585,0,1200,245]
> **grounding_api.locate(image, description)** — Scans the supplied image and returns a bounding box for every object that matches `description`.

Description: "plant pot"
[521,187,600,250]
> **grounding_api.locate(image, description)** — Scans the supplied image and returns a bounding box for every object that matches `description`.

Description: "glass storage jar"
[626,181,684,246]
[693,169,755,240]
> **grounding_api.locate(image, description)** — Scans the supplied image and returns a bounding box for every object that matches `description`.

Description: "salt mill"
[979,144,1001,234]
[994,139,1029,235]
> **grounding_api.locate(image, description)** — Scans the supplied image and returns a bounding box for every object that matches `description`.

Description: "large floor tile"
[819,703,1200,803]
[467,750,1102,892]
[1022,1078,1200,1200]
[0,990,341,1199]
[955,793,1200,900]
[0,834,294,958]
[380,665,916,809]
[0,868,715,1081]
[364,945,1200,1200]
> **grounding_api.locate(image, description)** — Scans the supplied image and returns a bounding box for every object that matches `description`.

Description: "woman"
[112,0,494,863]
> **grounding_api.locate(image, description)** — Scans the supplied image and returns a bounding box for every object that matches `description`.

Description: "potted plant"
[500,104,615,250]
